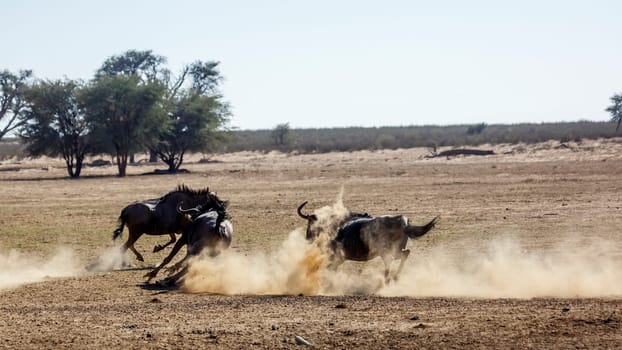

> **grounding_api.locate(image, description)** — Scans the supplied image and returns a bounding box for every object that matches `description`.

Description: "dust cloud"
[85,246,128,272]
[182,197,622,298]
[183,233,622,298]
[183,229,325,295]
[380,238,622,298]
[0,247,83,290]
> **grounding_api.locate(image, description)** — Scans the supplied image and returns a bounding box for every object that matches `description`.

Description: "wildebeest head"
[208,192,228,217]
[297,201,371,241]
[177,192,229,220]
[297,201,318,240]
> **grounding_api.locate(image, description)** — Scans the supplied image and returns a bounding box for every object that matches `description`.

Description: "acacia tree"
[148,60,231,172]
[96,50,169,162]
[20,79,89,177]
[606,93,622,132]
[81,75,167,177]
[152,93,230,172]
[0,69,33,140]
[95,49,168,83]
[87,51,231,173]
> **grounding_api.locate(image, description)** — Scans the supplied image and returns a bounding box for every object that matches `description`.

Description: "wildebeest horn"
[177,201,200,214]
[297,201,317,221]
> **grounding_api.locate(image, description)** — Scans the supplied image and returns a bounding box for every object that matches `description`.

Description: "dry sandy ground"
[1,139,622,349]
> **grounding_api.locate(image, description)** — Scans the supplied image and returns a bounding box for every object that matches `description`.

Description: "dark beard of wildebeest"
[146,200,233,285]
[297,201,439,282]
[112,185,221,263]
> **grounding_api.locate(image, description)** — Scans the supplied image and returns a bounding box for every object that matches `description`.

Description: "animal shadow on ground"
[84,260,155,272]
[138,280,179,292]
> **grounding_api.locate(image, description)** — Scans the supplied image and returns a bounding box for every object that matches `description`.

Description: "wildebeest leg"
[394,249,411,281]
[128,245,144,262]
[165,255,189,274]
[121,231,144,262]
[144,234,188,282]
[381,255,393,283]
[157,265,189,287]
[153,233,177,253]
[327,241,346,271]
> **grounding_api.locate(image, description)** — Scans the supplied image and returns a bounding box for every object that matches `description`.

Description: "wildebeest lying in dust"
[298,201,439,281]
[145,198,233,285]
[112,185,219,262]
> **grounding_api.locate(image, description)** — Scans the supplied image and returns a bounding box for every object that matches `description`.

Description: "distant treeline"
[1,121,619,160]
[220,121,619,153]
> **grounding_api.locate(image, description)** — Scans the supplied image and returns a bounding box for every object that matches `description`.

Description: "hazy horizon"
[0,118,616,137]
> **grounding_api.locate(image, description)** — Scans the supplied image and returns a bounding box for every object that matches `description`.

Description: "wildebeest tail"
[404,216,439,239]
[112,208,127,240]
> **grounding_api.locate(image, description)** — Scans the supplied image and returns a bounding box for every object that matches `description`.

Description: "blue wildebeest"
[113,185,220,262]
[145,198,233,285]
[298,201,438,281]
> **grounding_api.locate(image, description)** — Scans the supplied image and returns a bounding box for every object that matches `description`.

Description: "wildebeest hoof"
[144,270,158,281]
[153,245,163,253]
[136,256,145,262]
[156,278,176,288]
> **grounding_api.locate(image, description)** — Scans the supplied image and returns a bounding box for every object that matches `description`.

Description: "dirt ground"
[1,139,622,349]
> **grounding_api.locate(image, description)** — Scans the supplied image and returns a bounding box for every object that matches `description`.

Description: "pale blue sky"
[2,0,621,130]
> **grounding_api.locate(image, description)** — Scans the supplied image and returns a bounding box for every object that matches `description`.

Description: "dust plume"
[305,188,350,238]
[183,229,325,295]
[183,234,622,298]
[0,247,83,290]
[85,246,128,272]
[379,238,622,298]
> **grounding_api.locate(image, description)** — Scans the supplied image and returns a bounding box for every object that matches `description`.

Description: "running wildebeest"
[148,199,233,286]
[298,201,438,281]
[113,185,219,262]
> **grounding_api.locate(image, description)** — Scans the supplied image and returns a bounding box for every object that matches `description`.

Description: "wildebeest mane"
[160,184,211,201]
[170,184,229,220]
